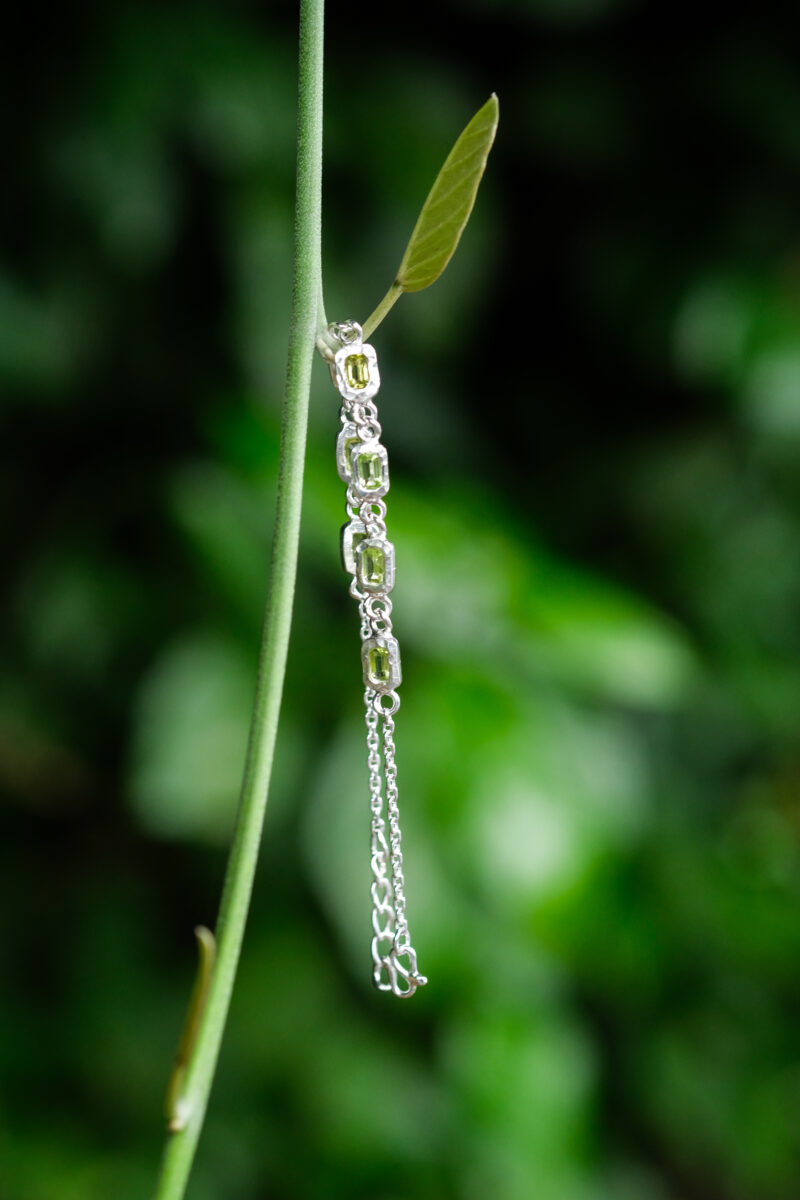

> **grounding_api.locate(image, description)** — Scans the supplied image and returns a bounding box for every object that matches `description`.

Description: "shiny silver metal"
[330,319,362,346]
[355,537,396,595]
[336,422,359,483]
[332,339,381,404]
[362,634,402,692]
[340,518,367,576]
[349,439,390,500]
[329,320,426,999]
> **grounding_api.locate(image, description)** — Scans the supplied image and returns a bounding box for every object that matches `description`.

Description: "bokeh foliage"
[3,3,800,1199]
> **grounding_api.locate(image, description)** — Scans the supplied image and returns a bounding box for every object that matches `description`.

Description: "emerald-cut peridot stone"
[362,635,401,691]
[345,353,370,390]
[336,423,361,483]
[333,342,379,402]
[362,544,385,586]
[355,537,395,594]
[340,520,367,575]
[369,644,391,683]
[351,529,367,559]
[341,436,360,480]
[349,440,388,498]
[356,450,384,491]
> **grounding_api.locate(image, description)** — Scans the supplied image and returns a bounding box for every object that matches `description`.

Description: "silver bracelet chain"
[328,319,427,998]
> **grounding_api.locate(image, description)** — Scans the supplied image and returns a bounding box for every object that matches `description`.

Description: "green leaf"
[397,93,499,292]
[362,94,499,338]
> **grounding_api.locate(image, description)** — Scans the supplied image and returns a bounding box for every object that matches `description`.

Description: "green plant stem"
[152,1,325,1196]
[362,281,402,340]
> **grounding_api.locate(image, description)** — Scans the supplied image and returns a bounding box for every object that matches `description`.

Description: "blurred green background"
[3,2,800,1197]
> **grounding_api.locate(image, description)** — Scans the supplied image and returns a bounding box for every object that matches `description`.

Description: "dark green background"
[3,2,800,1197]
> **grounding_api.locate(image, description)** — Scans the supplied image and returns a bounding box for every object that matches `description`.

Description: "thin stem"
[152,1,325,1196]
[317,275,328,337]
[361,280,403,340]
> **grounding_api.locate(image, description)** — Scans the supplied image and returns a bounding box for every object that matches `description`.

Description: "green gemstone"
[369,644,392,683]
[348,529,367,573]
[336,425,362,483]
[343,436,360,477]
[345,353,370,390]
[340,523,366,574]
[356,450,384,491]
[362,544,386,587]
[362,635,401,690]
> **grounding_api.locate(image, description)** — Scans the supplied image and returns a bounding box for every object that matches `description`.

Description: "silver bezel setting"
[362,635,402,693]
[356,537,395,595]
[333,341,381,402]
[349,439,390,499]
[336,422,360,483]
[340,519,367,576]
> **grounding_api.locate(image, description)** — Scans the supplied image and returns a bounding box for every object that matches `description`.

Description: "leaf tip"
[480,92,500,127]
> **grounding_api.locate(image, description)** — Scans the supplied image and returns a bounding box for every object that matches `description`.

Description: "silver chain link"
[365,691,396,971]
[382,712,407,945]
